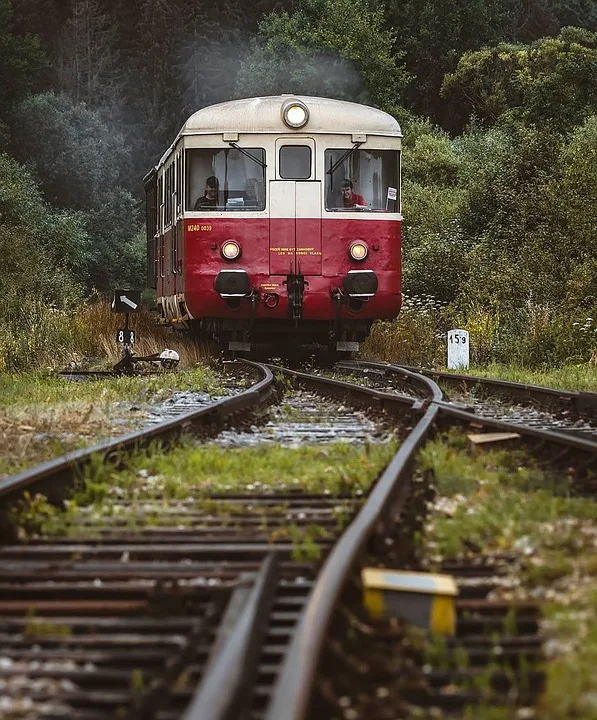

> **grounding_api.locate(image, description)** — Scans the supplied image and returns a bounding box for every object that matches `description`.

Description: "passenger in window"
[245,178,259,207]
[340,179,366,208]
[194,176,219,209]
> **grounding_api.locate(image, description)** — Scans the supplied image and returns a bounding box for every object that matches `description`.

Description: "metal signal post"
[110,289,180,374]
[112,289,141,374]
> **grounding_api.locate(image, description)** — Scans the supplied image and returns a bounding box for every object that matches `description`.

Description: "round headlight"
[221,240,241,260]
[349,242,368,261]
[282,100,309,129]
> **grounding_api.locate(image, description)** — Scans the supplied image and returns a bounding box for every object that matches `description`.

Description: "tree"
[386,0,520,123]
[0,0,46,128]
[400,130,468,301]
[556,114,597,308]
[0,152,87,303]
[13,92,129,209]
[12,93,144,292]
[55,0,123,114]
[83,188,145,292]
[236,0,410,111]
[441,27,597,131]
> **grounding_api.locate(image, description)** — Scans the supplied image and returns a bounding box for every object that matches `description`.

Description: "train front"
[149,95,402,352]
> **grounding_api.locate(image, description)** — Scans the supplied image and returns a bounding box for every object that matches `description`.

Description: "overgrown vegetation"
[8,440,397,565]
[79,439,398,499]
[0,301,213,373]
[1,0,596,372]
[419,433,597,718]
[363,294,597,377]
[0,365,224,476]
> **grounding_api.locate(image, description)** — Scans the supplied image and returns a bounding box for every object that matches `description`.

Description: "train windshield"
[324,149,399,212]
[187,148,266,211]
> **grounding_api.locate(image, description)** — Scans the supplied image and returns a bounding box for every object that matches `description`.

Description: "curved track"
[1,361,596,719]
[398,364,597,438]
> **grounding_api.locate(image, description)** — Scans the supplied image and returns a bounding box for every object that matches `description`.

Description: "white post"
[447,329,470,370]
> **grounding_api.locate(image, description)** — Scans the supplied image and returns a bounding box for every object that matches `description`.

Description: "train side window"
[158,173,164,231]
[324,149,399,212]
[187,148,266,211]
[176,152,183,215]
[279,145,311,180]
[164,164,173,227]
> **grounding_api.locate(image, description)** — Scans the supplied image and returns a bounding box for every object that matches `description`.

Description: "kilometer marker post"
[447,329,470,370]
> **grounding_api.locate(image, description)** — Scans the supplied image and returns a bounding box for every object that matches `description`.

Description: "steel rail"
[338,359,444,402]
[182,553,279,720]
[398,364,597,417]
[265,363,597,719]
[0,360,274,507]
[267,364,429,412]
[347,360,597,452]
[264,366,443,720]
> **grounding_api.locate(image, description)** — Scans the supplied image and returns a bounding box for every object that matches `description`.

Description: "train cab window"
[279,145,311,179]
[325,149,400,212]
[186,148,266,211]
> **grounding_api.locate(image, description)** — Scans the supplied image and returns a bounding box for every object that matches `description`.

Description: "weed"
[0,366,225,476]
[24,610,71,638]
[75,440,399,499]
[8,492,67,539]
[448,363,597,393]
[130,669,145,693]
[419,432,597,718]
[288,523,330,561]
[274,371,294,396]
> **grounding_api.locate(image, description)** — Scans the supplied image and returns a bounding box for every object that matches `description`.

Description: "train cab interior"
[186,148,266,211]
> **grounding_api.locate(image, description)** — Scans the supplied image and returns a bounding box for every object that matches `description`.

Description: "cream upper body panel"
[158,97,401,169]
[180,95,402,138]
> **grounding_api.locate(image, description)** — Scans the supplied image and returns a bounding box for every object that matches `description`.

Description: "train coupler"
[286,274,305,322]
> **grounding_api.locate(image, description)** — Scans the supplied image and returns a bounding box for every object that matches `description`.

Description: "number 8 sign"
[116,329,136,345]
[447,329,469,369]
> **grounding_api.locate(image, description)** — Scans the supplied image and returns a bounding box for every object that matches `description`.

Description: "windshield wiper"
[326,142,363,175]
[228,143,266,169]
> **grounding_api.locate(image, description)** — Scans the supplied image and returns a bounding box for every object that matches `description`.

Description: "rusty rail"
[398,364,597,418]
[0,360,275,510]
[264,366,443,720]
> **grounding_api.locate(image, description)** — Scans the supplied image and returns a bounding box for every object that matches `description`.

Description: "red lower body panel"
[158,216,401,338]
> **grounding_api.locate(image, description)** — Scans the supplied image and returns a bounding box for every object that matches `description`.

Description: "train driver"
[340,179,366,208]
[194,176,219,209]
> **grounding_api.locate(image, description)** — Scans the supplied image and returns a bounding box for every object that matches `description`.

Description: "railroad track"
[1,360,596,719]
[393,363,597,438]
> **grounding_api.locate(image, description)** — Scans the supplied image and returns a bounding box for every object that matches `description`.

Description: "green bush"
[362,294,454,367]
[0,153,85,301]
[0,298,88,372]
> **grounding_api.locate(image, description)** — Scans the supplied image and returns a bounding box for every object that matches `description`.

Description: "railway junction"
[1,360,596,719]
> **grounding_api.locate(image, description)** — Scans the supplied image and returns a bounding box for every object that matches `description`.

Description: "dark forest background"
[1,0,597,368]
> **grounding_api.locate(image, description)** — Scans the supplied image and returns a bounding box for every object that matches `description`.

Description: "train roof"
[180,95,402,138]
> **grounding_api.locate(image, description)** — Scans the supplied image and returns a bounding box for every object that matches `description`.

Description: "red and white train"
[144,95,402,352]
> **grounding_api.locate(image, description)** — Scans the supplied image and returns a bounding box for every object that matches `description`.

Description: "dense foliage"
[1,0,596,368]
[236,0,410,112]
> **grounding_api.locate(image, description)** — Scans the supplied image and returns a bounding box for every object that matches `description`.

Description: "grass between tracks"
[0,366,225,476]
[445,364,597,393]
[10,440,398,550]
[419,431,597,719]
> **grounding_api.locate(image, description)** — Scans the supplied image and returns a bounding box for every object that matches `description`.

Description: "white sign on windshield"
[387,187,397,200]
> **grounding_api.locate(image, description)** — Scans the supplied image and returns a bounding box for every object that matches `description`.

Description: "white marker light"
[350,242,368,261]
[221,241,241,260]
[282,101,309,128]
